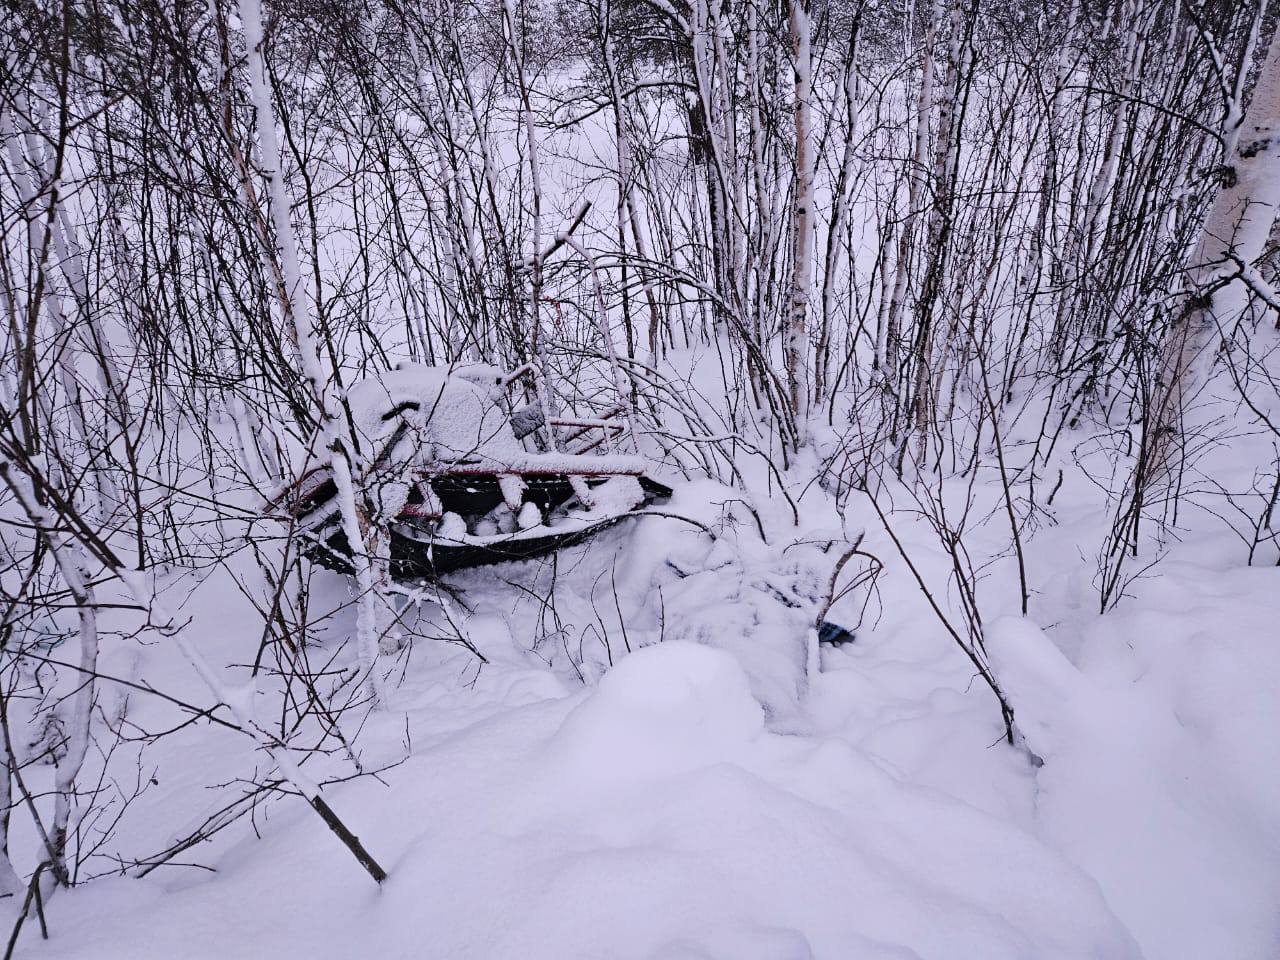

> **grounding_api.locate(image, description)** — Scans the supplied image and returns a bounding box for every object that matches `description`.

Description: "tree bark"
[1153,24,1280,474]
[787,0,815,436]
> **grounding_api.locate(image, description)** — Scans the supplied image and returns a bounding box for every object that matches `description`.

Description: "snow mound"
[345,362,520,464]
[550,641,763,784]
[987,610,1280,960]
[986,615,1086,756]
[655,534,839,723]
[40,641,1142,960]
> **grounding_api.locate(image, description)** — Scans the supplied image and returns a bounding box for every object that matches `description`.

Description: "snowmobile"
[271,362,672,580]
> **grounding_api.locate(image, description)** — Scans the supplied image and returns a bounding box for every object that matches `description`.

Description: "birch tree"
[233,0,393,700]
[786,0,815,435]
[1152,12,1280,475]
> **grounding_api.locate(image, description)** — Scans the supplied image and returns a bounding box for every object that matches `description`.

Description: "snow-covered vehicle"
[273,363,672,579]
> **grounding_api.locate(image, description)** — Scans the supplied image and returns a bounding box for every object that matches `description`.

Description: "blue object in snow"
[818,620,856,646]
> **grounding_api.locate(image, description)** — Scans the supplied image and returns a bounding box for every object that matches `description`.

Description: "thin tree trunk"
[234,0,390,701]
[1152,22,1280,474]
[787,0,815,435]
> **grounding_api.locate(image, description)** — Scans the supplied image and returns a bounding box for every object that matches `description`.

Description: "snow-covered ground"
[21,369,1280,960]
[8,8,1280,955]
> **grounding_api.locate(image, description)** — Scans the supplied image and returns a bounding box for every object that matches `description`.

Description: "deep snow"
[19,444,1280,959]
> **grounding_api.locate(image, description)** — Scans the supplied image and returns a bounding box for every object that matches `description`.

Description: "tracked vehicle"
[272,363,671,578]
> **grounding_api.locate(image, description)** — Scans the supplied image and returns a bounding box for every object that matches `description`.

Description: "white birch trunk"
[1,106,115,524]
[501,0,559,447]
[787,0,815,433]
[599,0,665,364]
[235,0,389,702]
[817,14,864,401]
[12,90,133,431]
[883,0,940,389]
[1155,23,1280,453]
[0,463,99,888]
